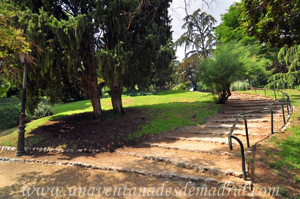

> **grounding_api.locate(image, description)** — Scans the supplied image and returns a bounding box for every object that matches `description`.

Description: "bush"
[294,85,300,90]
[0,98,20,130]
[230,81,250,91]
[195,82,211,92]
[172,83,190,91]
[33,101,53,119]
[197,42,269,103]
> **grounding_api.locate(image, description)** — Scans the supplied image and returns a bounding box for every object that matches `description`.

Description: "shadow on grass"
[21,101,218,159]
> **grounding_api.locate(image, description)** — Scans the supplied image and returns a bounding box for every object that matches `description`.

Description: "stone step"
[143,139,252,157]
[165,133,267,146]
[187,129,272,137]
[220,109,285,114]
[211,118,282,124]
[224,103,280,108]
[204,122,283,130]
[226,101,275,104]
[222,106,284,112]
[116,146,249,178]
[219,113,283,119]
[0,153,252,189]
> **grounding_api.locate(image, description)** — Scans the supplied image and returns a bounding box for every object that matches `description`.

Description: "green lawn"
[0,90,221,147]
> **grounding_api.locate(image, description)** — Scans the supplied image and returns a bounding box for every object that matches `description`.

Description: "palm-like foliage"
[175,9,216,58]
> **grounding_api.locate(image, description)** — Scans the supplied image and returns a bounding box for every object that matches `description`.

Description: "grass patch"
[0,90,220,147]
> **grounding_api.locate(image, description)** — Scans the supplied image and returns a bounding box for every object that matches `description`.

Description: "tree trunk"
[88,78,101,118]
[110,84,124,115]
[81,37,102,119]
[217,85,231,104]
[84,66,101,118]
[82,50,101,118]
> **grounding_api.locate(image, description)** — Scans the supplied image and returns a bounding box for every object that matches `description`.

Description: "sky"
[169,0,239,61]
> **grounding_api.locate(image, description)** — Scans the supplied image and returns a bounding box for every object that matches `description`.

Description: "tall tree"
[123,0,173,92]
[214,2,255,44]
[99,0,173,114]
[175,9,216,58]
[11,0,104,117]
[241,0,300,47]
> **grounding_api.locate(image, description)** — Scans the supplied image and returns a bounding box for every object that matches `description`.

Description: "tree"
[4,0,173,116]
[152,41,176,90]
[241,0,300,47]
[175,8,216,58]
[176,55,200,91]
[267,45,300,88]
[214,2,255,45]
[10,0,104,117]
[197,42,269,103]
[0,2,30,59]
[123,0,173,92]
[99,0,172,111]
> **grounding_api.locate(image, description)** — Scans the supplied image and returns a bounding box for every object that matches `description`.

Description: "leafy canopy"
[241,0,300,47]
[267,45,300,88]
[214,2,255,44]
[0,2,30,59]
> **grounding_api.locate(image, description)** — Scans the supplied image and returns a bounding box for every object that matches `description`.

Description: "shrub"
[230,81,250,91]
[197,42,269,103]
[172,83,190,91]
[33,101,53,119]
[294,85,300,90]
[0,97,20,129]
[196,82,211,92]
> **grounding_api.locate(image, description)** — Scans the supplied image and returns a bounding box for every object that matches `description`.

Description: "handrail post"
[270,108,274,134]
[243,116,250,148]
[281,103,286,124]
[228,115,240,150]
[264,89,266,96]
[230,136,247,180]
[273,89,276,100]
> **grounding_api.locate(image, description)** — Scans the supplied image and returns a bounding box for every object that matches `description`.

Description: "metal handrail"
[228,88,293,180]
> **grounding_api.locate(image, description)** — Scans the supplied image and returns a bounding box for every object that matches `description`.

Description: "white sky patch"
[170,0,240,62]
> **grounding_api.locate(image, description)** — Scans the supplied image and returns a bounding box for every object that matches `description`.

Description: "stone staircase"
[0,92,291,191]
[111,92,289,189]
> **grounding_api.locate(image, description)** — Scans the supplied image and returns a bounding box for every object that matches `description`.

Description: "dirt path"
[0,92,291,198]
